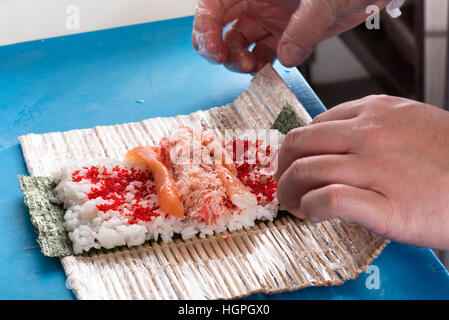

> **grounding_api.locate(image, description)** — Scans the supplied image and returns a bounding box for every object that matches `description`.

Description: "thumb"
[277,0,335,67]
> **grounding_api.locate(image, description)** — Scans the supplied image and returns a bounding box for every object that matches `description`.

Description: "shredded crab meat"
[160,127,233,225]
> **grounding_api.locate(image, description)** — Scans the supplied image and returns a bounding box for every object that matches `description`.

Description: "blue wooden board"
[0,16,448,300]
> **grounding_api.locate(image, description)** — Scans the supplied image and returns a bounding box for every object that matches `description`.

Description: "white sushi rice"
[52,130,285,254]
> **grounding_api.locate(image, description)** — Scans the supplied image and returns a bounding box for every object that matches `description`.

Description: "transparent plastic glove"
[192,0,391,73]
[275,95,449,250]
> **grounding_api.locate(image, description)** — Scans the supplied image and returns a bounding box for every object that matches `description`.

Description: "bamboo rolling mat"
[19,65,388,300]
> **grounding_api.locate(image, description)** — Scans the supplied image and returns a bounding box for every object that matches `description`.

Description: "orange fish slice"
[125,146,185,218]
[215,163,257,210]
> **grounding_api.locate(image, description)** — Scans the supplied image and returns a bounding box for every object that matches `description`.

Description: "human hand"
[192,0,390,73]
[275,95,449,250]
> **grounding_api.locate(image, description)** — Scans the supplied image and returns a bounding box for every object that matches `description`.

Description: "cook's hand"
[192,0,390,73]
[275,95,449,250]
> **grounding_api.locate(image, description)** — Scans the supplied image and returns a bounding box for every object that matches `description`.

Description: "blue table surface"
[0,16,448,300]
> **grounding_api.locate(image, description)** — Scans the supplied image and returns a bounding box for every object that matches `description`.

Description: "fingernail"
[239,52,255,73]
[195,34,224,64]
[290,208,306,220]
[201,49,226,65]
[278,40,306,67]
[214,48,227,64]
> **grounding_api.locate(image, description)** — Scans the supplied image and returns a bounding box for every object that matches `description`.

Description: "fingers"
[192,0,240,63]
[223,16,278,73]
[311,94,402,125]
[311,101,364,125]
[277,0,336,66]
[223,1,247,25]
[276,154,373,215]
[300,184,393,237]
[274,120,357,181]
[252,35,278,71]
[193,0,278,72]
[223,15,268,72]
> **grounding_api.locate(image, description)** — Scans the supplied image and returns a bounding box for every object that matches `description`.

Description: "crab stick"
[125,146,185,218]
[214,163,257,210]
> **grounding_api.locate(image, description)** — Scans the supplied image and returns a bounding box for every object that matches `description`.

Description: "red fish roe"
[237,163,277,204]
[72,165,160,224]
[233,140,278,205]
